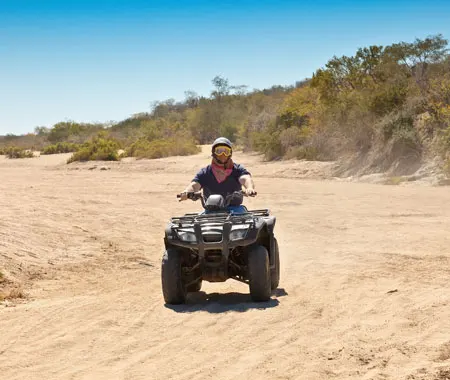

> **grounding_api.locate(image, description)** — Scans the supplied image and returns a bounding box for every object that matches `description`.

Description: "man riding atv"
[161,137,280,305]
[178,137,257,212]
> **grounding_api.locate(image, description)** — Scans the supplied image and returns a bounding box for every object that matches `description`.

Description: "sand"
[0,148,449,380]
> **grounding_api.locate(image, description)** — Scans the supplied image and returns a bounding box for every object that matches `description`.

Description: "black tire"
[187,280,202,293]
[248,245,271,302]
[161,248,186,304]
[271,238,280,290]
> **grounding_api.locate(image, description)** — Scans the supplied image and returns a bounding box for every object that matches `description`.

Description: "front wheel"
[248,245,271,302]
[161,248,186,304]
[187,279,202,292]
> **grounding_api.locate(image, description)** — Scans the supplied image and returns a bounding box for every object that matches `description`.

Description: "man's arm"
[239,174,256,195]
[184,181,202,193]
[179,181,202,201]
[179,167,205,201]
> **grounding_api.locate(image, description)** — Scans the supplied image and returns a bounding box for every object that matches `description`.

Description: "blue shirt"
[193,163,250,203]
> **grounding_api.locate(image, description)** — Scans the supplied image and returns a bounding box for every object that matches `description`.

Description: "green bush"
[376,112,421,160]
[369,83,409,116]
[3,147,35,159]
[41,142,80,155]
[284,145,320,160]
[126,137,200,159]
[249,129,283,161]
[380,112,415,141]
[439,125,450,153]
[279,127,308,151]
[67,133,120,163]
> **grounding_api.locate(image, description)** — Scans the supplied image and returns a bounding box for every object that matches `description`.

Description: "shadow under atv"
[165,288,288,313]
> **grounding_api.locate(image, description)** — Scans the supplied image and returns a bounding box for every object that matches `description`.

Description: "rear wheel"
[271,238,280,290]
[248,245,271,302]
[161,248,186,304]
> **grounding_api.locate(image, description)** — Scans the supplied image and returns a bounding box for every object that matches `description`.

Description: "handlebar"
[176,191,203,201]
[176,190,257,202]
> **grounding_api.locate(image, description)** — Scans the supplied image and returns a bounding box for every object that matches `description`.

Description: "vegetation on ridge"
[1,34,450,176]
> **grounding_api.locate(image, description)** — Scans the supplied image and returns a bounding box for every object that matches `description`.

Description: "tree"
[34,126,50,136]
[231,85,249,96]
[184,90,199,108]
[355,45,384,84]
[384,34,449,89]
[211,75,230,100]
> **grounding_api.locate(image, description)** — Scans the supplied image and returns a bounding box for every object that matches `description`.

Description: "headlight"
[177,231,197,242]
[229,224,250,241]
[230,228,248,240]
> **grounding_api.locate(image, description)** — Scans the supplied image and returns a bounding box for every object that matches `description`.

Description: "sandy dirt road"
[0,148,449,380]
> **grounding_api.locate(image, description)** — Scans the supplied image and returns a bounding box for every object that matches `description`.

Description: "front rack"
[170,208,270,227]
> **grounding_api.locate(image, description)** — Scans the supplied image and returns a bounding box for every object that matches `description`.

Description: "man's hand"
[178,192,188,201]
[239,175,256,197]
[243,188,257,197]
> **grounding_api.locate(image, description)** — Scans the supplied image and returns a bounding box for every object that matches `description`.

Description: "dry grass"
[125,137,200,159]
[3,147,35,159]
[0,272,26,301]
[443,158,450,178]
[437,341,450,362]
[67,133,120,163]
[0,287,26,302]
[384,176,407,185]
[436,368,450,380]
[41,142,80,155]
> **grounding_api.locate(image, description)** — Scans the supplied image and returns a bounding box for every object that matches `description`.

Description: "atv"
[161,190,280,304]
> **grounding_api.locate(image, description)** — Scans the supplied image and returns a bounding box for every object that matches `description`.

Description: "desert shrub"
[390,127,422,161]
[249,130,283,161]
[379,112,415,141]
[126,136,200,159]
[279,127,309,152]
[284,145,320,160]
[47,121,105,143]
[443,158,450,178]
[0,287,26,302]
[67,133,120,163]
[3,147,35,159]
[41,142,80,155]
[0,272,25,302]
[439,125,450,153]
[434,125,450,177]
[369,82,409,116]
[375,111,422,162]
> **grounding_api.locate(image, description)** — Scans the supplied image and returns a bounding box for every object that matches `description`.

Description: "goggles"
[214,146,232,156]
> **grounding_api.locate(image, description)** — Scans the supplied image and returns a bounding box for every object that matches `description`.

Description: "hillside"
[1,34,450,180]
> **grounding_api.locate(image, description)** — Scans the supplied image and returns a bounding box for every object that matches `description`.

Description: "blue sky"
[1,0,450,135]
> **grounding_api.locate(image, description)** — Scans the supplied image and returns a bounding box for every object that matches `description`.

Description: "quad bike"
[161,190,280,304]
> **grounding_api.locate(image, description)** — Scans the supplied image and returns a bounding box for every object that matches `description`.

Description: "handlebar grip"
[176,192,202,200]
